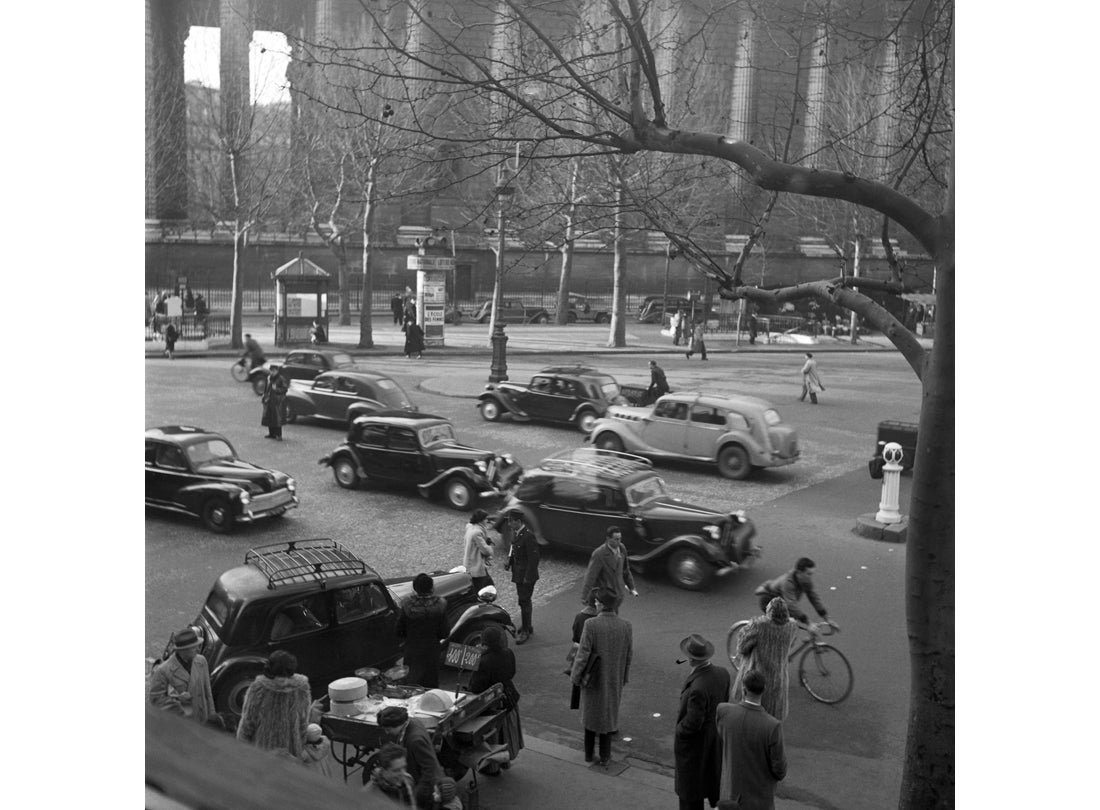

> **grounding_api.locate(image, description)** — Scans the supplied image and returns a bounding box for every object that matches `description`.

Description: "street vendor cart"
[320,679,519,786]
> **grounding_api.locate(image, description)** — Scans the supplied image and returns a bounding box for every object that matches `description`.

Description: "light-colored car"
[585,392,800,479]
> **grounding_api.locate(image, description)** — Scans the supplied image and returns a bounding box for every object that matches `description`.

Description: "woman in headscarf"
[468,624,523,772]
[730,597,799,720]
[236,650,312,756]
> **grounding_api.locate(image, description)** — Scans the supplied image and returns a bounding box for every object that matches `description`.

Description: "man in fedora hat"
[674,634,731,810]
[377,705,442,800]
[148,627,216,724]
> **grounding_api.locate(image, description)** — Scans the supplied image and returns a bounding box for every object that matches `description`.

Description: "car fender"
[570,403,602,423]
[626,534,729,567]
[176,481,250,505]
[478,390,523,417]
[345,399,388,421]
[448,604,516,642]
[417,466,490,497]
[588,419,654,452]
[524,309,550,323]
[717,434,769,466]
[210,654,269,693]
[318,445,365,477]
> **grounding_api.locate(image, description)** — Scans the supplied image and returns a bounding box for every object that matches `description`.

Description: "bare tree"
[298,1,955,804]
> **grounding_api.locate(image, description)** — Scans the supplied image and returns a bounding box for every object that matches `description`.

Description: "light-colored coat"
[236,673,312,757]
[731,617,798,720]
[801,358,824,393]
[147,653,215,723]
[463,523,493,578]
[581,542,635,609]
[717,701,787,809]
[570,610,632,733]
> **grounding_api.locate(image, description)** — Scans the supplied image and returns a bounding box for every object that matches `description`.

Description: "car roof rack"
[245,539,368,589]
[537,447,653,478]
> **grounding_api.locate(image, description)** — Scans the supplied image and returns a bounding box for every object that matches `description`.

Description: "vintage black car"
[278,349,359,382]
[494,448,759,591]
[477,365,625,433]
[473,298,552,324]
[161,540,515,716]
[320,413,523,510]
[285,370,417,425]
[145,426,299,533]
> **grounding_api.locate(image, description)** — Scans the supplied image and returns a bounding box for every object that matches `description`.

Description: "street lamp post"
[488,175,514,380]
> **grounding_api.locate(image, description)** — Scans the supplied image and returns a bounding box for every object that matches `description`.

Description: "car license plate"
[445,642,481,669]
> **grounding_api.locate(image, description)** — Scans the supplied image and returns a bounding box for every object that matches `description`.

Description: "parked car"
[494,449,759,591]
[636,295,692,318]
[587,393,800,479]
[159,539,515,716]
[278,349,359,383]
[145,425,299,533]
[285,370,416,425]
[473,298,552,324]
[478,365,626,433]
[638,299,718,324]
[320,413,523,510]
[560,293,611,324]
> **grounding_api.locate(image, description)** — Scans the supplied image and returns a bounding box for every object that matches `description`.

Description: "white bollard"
[875,442,904,524]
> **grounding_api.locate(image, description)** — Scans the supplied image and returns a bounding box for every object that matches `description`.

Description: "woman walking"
[685,319,708,361]
[730,597,799,720]
[236,650,312,757]
[403,316,425,359]
[570,587,633,767]
[799,352,825,404]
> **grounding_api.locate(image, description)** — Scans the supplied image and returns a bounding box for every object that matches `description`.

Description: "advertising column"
[408,254,454,348]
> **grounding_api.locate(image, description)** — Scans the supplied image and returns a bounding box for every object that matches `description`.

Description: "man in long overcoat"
[506,513,540,644]
[570,587,633,767]
[716,669,787,809]
[674,634,731,810]
[581,525,637,612]
[261,365,289,440]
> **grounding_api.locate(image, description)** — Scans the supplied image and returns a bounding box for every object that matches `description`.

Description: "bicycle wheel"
[231,360,248,382]
[798,643,853,704]
[725,620,752,670]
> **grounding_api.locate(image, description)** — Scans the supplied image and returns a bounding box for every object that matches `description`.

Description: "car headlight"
[731,510,746,523]
[238,490,251,504]
[475,460,488,473]
[702,524,721,541]
[286,478,297,493]
[502,453,513,464]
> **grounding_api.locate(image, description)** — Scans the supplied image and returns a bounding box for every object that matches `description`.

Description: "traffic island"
[854,514,908,543]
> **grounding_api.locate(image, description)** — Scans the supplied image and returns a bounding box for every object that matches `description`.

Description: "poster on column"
[410,255,453,348]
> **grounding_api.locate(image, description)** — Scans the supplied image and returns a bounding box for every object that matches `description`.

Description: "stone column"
[147,0,189,220]
[875,442,904,524]
[726,10,756,192]
[803,22,829,160]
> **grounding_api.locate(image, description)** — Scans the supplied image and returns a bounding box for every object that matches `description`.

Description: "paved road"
[145,350,921,808]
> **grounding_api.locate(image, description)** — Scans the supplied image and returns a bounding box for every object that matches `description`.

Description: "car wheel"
[479,400,502,422]
[595,313,609,324]
[479,315,489,324]
[333,457,361,489]
[535,313,550,324]
[444,477,475,510]
[576,410,598,434]
[567,311,577,323]
[666,548,715,591]
[251,375,267,397]
[594,432,624,452]
[201,497,235,534]
[459,620,497,650]
[717,445,752,480]
[216,668,261,717]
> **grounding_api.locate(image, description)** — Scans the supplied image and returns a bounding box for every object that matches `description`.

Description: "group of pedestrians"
[668,309,709,361]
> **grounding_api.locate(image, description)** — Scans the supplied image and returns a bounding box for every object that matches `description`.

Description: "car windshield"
[598,380,620,399]
[624,475,668,507]
[186,439,237,468]
[418,423,456,446]
[763,409,782,426]
[374,378,412,407]
[332,353,354,366]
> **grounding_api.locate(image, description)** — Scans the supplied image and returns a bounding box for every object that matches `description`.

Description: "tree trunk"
[336,244,351,327]
[607,182,626,348]
[230,224,245,350]
[899,220,954,808]
[556,160,579,326]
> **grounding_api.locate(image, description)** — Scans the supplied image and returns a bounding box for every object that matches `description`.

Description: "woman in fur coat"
[236,650,312,757]
[730,597,799,720]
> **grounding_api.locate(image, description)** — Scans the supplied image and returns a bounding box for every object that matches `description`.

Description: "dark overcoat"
[570,610,632,733]
[581,543,635,609]
[508,526,540,586]
[674,661,731,802]
[395,594,448,688]
[260,374,288,427]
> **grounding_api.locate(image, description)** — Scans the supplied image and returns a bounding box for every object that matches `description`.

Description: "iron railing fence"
[146,314,231,342]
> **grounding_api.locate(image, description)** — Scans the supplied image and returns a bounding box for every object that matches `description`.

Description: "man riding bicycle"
[242,333,266,370]
[754,557,837,629]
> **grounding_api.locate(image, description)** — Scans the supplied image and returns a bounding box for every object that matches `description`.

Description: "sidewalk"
[146,313,932,359]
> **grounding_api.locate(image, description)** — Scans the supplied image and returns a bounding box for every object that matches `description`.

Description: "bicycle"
[726,617,853,704]
[231,357,268,396]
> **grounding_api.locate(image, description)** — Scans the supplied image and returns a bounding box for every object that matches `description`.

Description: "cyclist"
[242,333,266,370]
[753,557,836,628]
